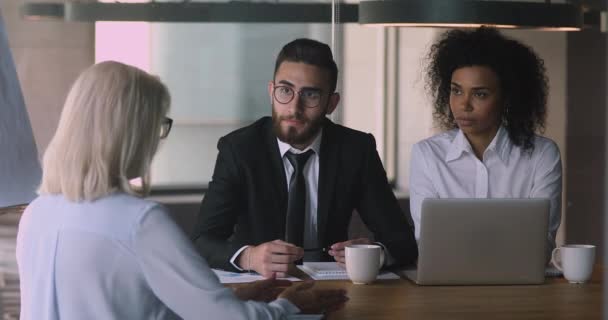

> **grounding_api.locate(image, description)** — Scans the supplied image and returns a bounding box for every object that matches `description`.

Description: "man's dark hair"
[274,38,338,93]
[426,27,548,151]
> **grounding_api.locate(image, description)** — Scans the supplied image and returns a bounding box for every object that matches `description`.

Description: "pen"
[303,247,329,252]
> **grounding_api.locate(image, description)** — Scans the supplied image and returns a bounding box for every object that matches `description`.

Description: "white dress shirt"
[277,131,323,252]
[16,193,298,320]
[409,126,562,252]
[230,131,322,269]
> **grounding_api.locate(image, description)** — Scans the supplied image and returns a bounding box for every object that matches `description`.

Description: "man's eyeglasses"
[273,85,326,109]
[160,117,173,139]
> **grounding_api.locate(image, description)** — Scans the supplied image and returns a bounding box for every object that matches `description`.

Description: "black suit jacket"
[193,117,418,271]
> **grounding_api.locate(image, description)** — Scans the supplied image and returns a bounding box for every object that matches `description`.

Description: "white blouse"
[16,193,298,320]
[409,127,562,252]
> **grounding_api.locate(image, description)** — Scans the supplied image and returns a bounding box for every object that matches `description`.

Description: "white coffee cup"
[345,244,384,284]
[551,244,596,284]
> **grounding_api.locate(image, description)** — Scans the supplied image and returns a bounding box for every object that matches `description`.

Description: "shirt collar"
[445,126,512,164]
[487,126,512,165]
[277,129,323,157]
[445,129,472,162]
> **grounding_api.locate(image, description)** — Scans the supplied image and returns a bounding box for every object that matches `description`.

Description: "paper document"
[298,262,400,280]
[213,269,301,284]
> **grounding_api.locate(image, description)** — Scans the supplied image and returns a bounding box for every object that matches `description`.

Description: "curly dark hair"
[426,27,548,151]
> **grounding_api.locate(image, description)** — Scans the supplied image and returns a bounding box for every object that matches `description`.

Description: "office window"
[95,20,407,189]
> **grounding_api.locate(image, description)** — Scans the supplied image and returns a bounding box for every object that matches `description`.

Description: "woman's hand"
[279,281,348,314]
[233,276,292,302]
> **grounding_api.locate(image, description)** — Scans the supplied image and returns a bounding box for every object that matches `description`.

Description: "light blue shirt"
[16,193,298,319]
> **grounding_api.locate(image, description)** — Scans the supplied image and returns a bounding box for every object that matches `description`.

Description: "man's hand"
[279,281,348,314]
[327,238,373,268]
[238,239,304,278]
[233,275,292,302]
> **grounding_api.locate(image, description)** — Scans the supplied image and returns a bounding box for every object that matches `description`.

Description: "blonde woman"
[16,61,347,319]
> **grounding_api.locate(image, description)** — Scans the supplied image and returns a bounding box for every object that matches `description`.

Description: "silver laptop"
[404,198,549,285]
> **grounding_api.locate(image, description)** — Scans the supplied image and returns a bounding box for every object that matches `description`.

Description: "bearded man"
[193,39,417,277]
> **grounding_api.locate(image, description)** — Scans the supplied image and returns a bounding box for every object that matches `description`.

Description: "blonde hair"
[39,61,170,201]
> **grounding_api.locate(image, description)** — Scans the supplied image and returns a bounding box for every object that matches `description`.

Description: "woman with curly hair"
[409,27,562,259]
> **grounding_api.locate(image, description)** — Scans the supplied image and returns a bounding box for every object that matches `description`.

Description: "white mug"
[551,244,596,284]
[345,244,384,284]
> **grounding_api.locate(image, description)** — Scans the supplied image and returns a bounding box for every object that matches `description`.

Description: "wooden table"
[312,266,603,320]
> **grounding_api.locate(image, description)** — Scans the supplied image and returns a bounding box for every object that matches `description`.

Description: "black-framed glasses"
[160,117,173,139]
[273,84,325,108]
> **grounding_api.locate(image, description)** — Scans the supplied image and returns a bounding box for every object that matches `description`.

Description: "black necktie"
[285,150,314,248]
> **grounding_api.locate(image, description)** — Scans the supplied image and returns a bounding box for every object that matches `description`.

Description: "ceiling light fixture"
[358,0,584,31]
[21,2,358,23]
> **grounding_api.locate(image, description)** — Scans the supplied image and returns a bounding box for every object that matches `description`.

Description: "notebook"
[300,262,348,279]
[404,198,549,285]
[299,262,400,280]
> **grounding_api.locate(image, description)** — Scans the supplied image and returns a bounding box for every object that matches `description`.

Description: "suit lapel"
[263,119,289,236]
[317,118,339,246]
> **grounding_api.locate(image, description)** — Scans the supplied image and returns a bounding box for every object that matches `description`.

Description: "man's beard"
[272,105,325,146]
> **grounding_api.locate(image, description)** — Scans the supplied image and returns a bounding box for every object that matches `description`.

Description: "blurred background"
[0,0,606,318]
